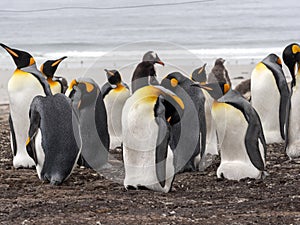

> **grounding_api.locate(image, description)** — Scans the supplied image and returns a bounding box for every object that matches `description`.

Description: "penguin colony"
[0,43,299,193]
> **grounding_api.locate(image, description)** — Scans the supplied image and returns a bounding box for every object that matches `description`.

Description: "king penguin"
[131,51,164,93]
[161,72,206,172]
[207,58,231,86]
[40,56,68,94]
[66,78,110,170]
[26,92,81,185]
[0,43,51,168]
[251,54,290,144]
[283,43,300,160]
[122,85,184,192]
[101,69,130,150]
[191,64,219,158]
[194,82,267,180]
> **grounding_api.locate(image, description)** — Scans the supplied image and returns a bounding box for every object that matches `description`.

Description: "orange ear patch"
[292,44,300,54]
[29,57,35,66]
[224,83,230,94]
[170,78,178,87]
[277,57,282,65]
[84,82,94,92]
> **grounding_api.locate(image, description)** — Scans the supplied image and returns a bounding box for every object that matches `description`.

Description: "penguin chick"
[207,58,231,86]
[234,79,251,101]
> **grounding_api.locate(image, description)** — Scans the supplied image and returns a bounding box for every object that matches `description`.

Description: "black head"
[191,63,207,83]
[142,51,165,66]
[283,43,300,78]
[214,58,225,66]
[0,43,35,69]
[68,78,98,110]
[262,53,282,67]
[161,72,187,89]
[104,69,122,85]
[40,56,67,78]
[192,82,230,100]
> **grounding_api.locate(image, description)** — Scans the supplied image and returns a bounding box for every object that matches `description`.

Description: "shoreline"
[0,55,292,104]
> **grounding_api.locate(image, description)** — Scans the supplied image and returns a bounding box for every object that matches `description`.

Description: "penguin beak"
[156,60,165,66]
[51,56,67,67]
[0,43,19,58]
[106,70,115,76]
[191,82,213,91]
[198,63,207,74]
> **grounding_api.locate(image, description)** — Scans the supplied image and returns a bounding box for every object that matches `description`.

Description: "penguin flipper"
[26,106,41,165]
[284,90,292,150]
[245,123,265,171]
[263,59,290,140]
[154,95,170,188]
[279,85,290,140]
[101,82,113,99]
[8,114,17,156]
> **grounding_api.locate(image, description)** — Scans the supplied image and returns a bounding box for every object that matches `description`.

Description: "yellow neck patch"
[47,77,59,87]
[114,83,125,92]
[255,62,267,71]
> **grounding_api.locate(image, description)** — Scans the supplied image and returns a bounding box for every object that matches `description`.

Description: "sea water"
[0,0,299,102]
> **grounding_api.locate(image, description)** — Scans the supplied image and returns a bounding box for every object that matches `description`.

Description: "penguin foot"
[13,155,35,169]
[261,171,269,179]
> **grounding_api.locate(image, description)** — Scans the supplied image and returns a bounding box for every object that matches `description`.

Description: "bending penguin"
[251,54,290,144]
[122,85,184,192]
[26,92,81,185]
[40,56,68,94]
[101,69,130,150]
[191,64,219,158]
[0,43,49,168]
[194,82,267,180]
[161,72,206,172]
[66,78,110,170]
[131,51,164,93]
[283,43,300,160]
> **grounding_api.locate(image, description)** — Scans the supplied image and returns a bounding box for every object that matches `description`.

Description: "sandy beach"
[0,54,282,104]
